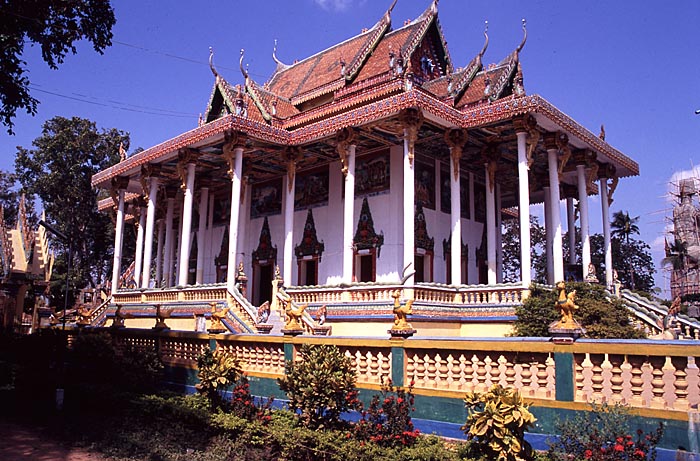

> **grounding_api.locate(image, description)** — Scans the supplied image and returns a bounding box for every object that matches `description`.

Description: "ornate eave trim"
[93,92,638,189]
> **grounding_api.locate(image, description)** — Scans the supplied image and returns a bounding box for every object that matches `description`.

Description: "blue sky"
[1,0,699,295]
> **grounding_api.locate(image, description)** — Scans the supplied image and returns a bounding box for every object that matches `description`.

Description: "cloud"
[314,0,354,12]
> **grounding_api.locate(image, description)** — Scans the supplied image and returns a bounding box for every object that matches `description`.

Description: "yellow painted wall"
[123,317,198,331]
[324,320,513,338]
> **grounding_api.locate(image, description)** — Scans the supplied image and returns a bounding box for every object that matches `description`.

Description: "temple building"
[92,1,639,336]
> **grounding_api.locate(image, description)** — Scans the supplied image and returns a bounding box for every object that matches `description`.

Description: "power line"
[29,85,197,119]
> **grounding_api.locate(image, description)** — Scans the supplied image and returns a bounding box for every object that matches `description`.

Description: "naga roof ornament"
[448,20,488,99]
[239,48,249,82]
[209,46,219,78]
[272,39,289,73]
[516,18,527,54]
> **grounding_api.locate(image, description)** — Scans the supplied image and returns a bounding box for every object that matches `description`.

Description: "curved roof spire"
[239,48,249,81]
[272,39,289,70]
[209,47,219,78]
[384,0,398,21]
[478,20,489,58]
[516,18,527,53]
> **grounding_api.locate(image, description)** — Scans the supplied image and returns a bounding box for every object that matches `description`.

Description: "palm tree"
[611,211,640,244]
[662,239,689,297]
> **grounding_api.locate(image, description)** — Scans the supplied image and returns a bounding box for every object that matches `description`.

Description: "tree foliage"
[0,0,116,133]
[277,344,360,430]
[14,116,127,305]
[502,216,547,283]
[610,210,640,244]
[589,234,656,293]
[513,282,646,339]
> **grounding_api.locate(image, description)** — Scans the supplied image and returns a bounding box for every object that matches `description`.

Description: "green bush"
[195,348,243,408]
[354,377,419,448]
[546,402,663,461]
[278,344,361,430]
[461,384,536,461]
[514,282,646,339]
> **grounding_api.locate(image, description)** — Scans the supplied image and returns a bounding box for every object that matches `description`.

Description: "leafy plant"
[546,402,664,461]
[514,282,646,339]
[354,377,420,447]
[195,348,243,408]
[277,344,360,430]
[461,384,536,461]
[229,375,274,423]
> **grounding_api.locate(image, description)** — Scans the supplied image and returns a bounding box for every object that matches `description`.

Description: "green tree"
[14,116,127,305]
[278,344,360,430]
[513,282,646,339]
[0,0,116,133]
[589,234,656,293]
[501,216,547,283]
[611,210,640,244]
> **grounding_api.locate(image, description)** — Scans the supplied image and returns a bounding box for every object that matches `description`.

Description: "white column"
[403,132,415,285]
[163,196,175,287]
[516,131,531,286]
[496,183,503,283]
[577,164,591,278]
[600,177,613,288]
[566,197,576,265]
[206,194,215,283]
[110,189,126,292]
[178,162,196,286]
[485,164,497,284]
[547,148,564,282]
[449,150,461,284]
[195,187,209,284]
[343,145,356,283]
[226,148,243,293]
[236,181,249,282]
[283,168,295,286]
[141,177,159,288]
[134,207,146,287]
[155,219,164,287]
[543,186,553,284]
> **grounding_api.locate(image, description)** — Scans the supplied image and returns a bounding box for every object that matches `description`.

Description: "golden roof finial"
[516,18,527,53]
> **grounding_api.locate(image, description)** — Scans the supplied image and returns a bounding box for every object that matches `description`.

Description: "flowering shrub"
[229,375,274,424]
[353,377,420,447]
[547,402,664,461]
[574,427,664,460]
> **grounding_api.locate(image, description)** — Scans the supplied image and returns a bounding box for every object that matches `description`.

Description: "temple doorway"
[254,263,273,306]
[355,251,375,282]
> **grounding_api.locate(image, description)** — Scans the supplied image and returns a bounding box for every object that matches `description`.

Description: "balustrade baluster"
[580,353,594,402]
[686,357,700,408]
[662,356,677,409]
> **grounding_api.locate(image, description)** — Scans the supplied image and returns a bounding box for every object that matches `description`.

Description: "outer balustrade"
[62,328,700,420]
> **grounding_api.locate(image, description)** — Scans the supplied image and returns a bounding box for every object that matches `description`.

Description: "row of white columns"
[109,128,615,294]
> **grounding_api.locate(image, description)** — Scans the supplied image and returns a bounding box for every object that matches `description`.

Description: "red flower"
[614,444,624,452]
[584,449,593,459]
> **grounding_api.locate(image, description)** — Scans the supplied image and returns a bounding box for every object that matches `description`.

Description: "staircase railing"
[620,289,700,339]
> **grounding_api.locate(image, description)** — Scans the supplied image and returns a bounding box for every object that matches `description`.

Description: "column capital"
[111,176,130,191]
[444,128,468,181]
[164,186,179,200]
[398,108,423,166]
[336,127,358,176]
[572,149,596,166]
[543,132,559,151]
[597,162,616,179]
[224,130,247,150]
[282,147,303,193]
[177,148,200,190]
[481,143,500,192]
[512,113,536,134]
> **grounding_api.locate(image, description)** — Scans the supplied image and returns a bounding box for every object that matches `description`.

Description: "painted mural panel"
[440,168,470,219]
[415,161,435,210]
[250,178,282,219]
[295,167,329,211]
[354,151,390,197]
